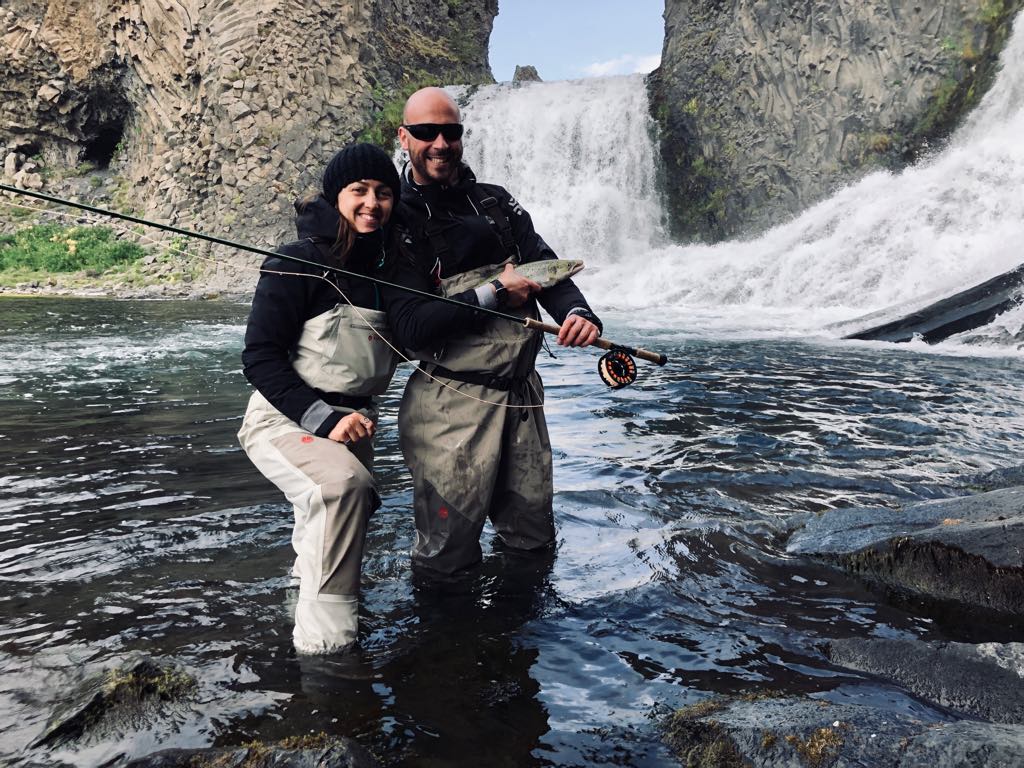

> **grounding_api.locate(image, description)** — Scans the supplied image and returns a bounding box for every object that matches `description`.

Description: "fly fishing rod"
[0,183,668,382]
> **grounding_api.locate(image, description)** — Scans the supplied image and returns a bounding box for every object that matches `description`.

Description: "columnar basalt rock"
[1,0,495,286]
[650,0,1024,242]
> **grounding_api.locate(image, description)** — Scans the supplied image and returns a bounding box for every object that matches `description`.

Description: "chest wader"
[398,261,555,575]
[238,303,397,654]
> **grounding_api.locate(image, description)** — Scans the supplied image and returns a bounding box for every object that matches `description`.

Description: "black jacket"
[383,163,601,351]
[241,194,385,436]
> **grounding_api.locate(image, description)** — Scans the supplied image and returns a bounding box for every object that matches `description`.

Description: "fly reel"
[598,348,638,389]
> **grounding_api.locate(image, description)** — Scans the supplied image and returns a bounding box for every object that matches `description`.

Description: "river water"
[1,295,1022,767]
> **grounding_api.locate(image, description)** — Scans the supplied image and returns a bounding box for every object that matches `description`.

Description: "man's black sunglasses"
[402,123,464,142]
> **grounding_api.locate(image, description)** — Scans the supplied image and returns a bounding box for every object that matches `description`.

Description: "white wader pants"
[240,405,377,654]
[238,303,396,653]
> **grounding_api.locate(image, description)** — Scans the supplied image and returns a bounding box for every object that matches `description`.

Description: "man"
[384,86,602,575]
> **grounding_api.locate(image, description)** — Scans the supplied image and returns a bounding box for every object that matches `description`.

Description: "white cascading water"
[451,13,1024,341]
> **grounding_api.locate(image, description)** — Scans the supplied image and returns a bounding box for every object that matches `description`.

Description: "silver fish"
[486,259,585,289]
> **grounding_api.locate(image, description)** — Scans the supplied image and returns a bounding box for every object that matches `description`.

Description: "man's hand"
[328,412,376,444]
[557,313,600,347]
[498,263,541,307]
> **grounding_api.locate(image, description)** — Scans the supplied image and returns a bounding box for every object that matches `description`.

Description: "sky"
[488,0,665,82]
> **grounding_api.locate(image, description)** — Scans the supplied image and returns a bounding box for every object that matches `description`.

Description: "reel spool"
[598,348,637,389]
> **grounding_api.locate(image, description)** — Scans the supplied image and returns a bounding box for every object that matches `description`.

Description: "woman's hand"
[328,413,376,444]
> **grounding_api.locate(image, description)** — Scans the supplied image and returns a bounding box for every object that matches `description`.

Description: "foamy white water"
[452,75,667,266]
[454,14,1024,342]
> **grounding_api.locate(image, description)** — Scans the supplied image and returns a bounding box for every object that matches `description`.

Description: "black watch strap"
[490,278,507,307]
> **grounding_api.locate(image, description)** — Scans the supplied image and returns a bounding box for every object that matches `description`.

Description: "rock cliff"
[1,0,494,278]
[650,0,1024,242]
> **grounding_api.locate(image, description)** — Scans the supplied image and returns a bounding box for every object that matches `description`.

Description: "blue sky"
[488,0,665,82]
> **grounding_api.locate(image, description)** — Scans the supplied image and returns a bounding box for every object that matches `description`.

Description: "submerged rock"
[786,486,1024,615]
[662,694,1024,767]
[829,638,1024,724]
[124,734,377,768]
[842,262,1024,343]
[31,657,197,748]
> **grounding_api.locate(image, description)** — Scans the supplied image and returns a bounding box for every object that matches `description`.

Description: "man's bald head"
[402,87,461,124]
[399,87,464,186]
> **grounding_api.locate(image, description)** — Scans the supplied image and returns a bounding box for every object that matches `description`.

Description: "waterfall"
[451,75,667,265]
[450,15,1024,336]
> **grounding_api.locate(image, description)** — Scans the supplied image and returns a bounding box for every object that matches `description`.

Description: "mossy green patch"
[662,698,746,767]
[102,664,196,702]
[188,733,345,768]
[785,726,844,768]
[0,224,144,273]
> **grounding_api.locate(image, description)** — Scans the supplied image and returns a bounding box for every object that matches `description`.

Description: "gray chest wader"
[237,303,397,654]
[398,261,555,575]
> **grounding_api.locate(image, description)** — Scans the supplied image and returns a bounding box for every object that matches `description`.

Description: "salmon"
[486,259,585,289]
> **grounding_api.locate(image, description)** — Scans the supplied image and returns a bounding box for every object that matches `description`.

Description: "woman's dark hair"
[331,209,357,265]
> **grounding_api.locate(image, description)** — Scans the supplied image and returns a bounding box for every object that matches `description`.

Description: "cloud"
[632,53,662,73]
[581,52,661,78]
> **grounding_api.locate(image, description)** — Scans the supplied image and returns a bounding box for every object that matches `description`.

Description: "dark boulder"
[31,656,196,749]
[786,486,1024,615]
[842,262,1024,343]
[663,694,1024,767]
[962,464,1024,493]
[828,638,1024,724]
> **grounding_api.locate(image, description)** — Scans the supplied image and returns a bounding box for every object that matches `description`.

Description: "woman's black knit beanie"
[322,143,401,204]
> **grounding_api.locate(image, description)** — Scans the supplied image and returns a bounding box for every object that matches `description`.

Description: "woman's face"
[336,179,394,233]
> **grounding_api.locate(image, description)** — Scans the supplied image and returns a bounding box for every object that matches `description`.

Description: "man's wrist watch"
[490,279,507,307]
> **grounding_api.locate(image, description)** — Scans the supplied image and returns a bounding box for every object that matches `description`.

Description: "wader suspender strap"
[470,187,521,265]
[421,186,521,271]
[423,223,452,268]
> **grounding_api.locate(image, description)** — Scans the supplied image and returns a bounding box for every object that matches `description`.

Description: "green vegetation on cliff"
[0,224,143,273]
[899,0,1023,161]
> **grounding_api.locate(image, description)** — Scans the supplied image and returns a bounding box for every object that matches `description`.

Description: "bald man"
[383,87,603,575]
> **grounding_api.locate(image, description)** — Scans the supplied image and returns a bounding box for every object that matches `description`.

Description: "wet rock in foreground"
[31,656,196,748]
[786,486,1024,614]
[663,695,1024,767]
[828,638,1024,725]
[962,464,1024,493]
[124,734,377,768]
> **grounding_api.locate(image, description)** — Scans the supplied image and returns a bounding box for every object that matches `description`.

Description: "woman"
[238,143,401,654]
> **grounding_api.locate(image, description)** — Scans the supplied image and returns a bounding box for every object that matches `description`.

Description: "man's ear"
[397,126,409,150]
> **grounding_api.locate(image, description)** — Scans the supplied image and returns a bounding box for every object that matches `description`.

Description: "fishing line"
[0,194,614,408]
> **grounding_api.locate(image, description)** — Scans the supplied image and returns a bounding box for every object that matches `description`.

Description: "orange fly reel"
[598,349,637,389]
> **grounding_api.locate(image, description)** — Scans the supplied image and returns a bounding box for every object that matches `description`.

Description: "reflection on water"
[1,297,1022,766]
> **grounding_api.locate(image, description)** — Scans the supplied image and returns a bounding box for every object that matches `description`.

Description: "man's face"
[399,95,463,186]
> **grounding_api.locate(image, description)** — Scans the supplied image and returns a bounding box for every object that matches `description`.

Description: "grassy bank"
[0,223,143,272]
[0,223,200,293]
